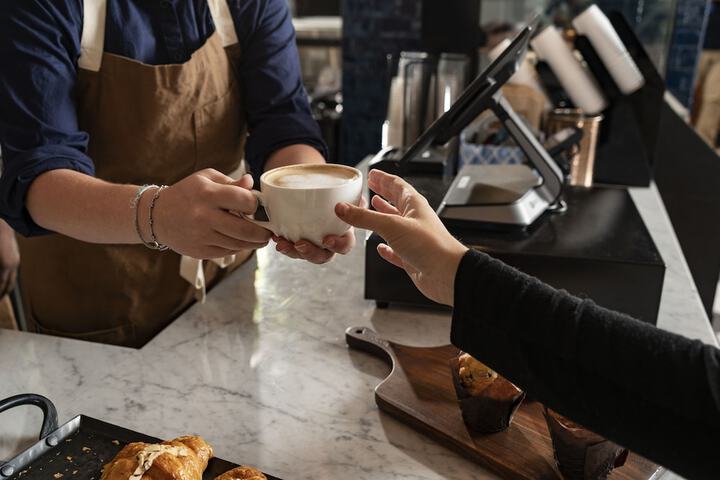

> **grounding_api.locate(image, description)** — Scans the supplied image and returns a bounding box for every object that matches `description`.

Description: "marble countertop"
[0,183,715,480]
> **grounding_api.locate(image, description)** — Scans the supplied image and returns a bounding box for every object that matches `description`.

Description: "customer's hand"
[335,170,468,306]
[0,220,19,297]
[153,169,272,259]
[273,230,356,265]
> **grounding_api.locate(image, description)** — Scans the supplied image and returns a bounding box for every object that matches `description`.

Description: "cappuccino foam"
[269,169,356,189]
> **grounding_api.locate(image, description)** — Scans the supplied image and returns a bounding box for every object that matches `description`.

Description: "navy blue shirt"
[0,0,327,236]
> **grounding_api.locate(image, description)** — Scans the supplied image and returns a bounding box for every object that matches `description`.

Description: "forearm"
[451,250,720,478]
[264,144,325,172]
[26,169,147,244]
[0,220,16,243]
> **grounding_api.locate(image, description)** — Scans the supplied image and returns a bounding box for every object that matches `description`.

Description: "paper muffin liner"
[544,408,628,480]
[449,354,526,433]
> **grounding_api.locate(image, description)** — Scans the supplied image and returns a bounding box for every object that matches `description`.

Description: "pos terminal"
[363,22,665,325]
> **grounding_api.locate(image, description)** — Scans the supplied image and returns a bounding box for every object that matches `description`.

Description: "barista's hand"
[0,220,19,297]
[153,170,272,259]
[335,170,468,306]
[272,229,356,265]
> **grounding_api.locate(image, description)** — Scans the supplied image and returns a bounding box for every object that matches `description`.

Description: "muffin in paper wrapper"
[544,408,629,480]
[449,353,526,433]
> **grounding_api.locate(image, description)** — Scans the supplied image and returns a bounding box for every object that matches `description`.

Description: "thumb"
[335,202,393,234]
[230,174,254,190]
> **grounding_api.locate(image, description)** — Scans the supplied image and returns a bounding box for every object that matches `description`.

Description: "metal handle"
[240,190,275,232]
[0,394,59,440]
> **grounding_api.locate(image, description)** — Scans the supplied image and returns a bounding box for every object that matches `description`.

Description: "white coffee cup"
[243,163,363,245]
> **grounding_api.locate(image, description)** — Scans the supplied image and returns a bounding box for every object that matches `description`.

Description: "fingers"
[335,202,394,233]
[367,169,433,217]
[367,169,416,206]
[0,270,10,298]
[197,168,234,184]
[377,243,404,270]
[211,184,259,213]
[210,230,268,251]
[274,236,302,259]
[201,246,244,260]
[197,172,259,214]
[377,244,419,275]
[229,174,254,190]
[273,236,336,264]
[291,240,335,264]
[322,229,355,255]
[8,268,17,293]
[211,210,273,244]
[371,195,400,215]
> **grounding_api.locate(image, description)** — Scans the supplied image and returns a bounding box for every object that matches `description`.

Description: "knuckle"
[391,177,404,190]
[318,253,334,264]
[192,170,210,183]
[197,180,215,197]
[190,206,206,224]
[240,195,258,213]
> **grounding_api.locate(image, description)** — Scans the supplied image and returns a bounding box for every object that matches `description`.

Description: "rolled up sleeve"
[0,0,95,236]
[229,0,328,179]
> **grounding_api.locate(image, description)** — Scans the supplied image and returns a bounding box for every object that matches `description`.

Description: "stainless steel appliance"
[383,52,469,150]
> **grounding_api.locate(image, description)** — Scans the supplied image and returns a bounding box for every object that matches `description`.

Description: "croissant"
[214,467,266,480]
[101,436,213,480]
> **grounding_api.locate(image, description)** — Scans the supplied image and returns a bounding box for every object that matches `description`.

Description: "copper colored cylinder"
[546,109,603,187]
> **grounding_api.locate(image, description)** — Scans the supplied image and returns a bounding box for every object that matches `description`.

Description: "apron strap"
[180,255,237,304]
[180,256,207,303]
[79,0,238,72]
[207,0,240,47]
[78,0,108,72]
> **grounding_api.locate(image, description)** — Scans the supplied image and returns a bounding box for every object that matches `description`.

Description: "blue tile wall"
[596,0,710,108]
[664,0,711,109]
[341,0,422,165]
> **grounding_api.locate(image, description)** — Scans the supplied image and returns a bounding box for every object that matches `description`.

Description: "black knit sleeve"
[451,249,720,479]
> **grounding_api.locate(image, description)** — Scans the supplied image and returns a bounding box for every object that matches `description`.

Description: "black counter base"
[365,186,665,325]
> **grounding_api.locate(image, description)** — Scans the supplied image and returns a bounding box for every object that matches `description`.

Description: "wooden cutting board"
[346,326,663,480]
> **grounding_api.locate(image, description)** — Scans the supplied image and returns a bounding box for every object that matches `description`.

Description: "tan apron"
[17,0,250,348]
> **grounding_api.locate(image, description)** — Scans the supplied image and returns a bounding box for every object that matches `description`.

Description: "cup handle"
[241,190,275,232]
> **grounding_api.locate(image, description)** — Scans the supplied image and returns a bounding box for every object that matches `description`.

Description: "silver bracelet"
[132,184,158,247]
[147,185,169,251]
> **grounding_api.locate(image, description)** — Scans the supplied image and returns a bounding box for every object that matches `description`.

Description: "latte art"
[269,170,356,189]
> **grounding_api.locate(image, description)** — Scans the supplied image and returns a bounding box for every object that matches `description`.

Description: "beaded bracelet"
[132,184,159,248]
[147,185,169,251]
